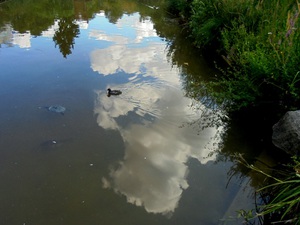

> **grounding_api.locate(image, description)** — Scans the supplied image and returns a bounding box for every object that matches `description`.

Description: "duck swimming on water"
[107,88,122,97]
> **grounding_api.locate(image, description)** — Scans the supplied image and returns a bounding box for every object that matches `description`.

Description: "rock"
[272,110,300,155]
[45,105,66,115]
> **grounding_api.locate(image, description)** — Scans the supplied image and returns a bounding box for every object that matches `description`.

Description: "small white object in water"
[90,164,94,166]
[52,140,57,144]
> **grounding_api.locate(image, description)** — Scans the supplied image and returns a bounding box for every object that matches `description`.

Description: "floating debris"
[40,138,72,150]
[45,105,66,115]
[40,140,60,148]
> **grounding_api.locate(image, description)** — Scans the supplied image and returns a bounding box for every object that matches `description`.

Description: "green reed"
[237,154,300,224]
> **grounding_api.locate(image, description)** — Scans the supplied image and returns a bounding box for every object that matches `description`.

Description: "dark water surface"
[0,1,256,224]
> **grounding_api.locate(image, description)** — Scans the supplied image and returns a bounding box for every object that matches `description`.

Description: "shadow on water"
[0,0,286,224]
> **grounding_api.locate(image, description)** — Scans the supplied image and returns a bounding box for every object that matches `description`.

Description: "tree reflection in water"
[53,17,80,58]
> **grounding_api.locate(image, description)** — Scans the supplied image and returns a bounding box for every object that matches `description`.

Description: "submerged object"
[40,138,73,150]
[46,105,66,115]
[40,140,59,148]
[107,88,122,97]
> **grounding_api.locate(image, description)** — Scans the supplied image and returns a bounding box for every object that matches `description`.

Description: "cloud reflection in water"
[91,13,223,215]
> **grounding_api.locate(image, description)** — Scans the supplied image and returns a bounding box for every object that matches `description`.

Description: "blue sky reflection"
[91,13,224,215]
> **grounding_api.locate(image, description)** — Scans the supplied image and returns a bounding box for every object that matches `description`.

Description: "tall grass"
[237,154,300,224]
[189,0,256,47]
[168,0,300,111]
[217,0,300,110]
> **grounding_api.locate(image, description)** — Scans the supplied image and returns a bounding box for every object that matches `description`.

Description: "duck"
[107,88,122,97]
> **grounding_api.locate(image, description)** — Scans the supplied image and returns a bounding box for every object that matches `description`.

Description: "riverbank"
[167,0,300,113]
[166,0,300,223]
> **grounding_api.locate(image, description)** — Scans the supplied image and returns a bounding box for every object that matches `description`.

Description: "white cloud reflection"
[0,24,31,48]
[91,43,167,75]
[89,30,128,43]
[90,14,163,76]
[92,13,224,216]
[134,19,157,43]
[116,16,157,43]
[76,20,89,30]
[0,24,13,46]
[97,84,223,215]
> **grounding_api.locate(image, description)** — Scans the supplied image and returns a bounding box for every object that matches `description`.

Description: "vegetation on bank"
[167,0,300,223]
[237,154,300,224]
[167,0,300,112]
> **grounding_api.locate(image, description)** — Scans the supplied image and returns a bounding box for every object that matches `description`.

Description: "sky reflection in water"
[90,13,224,215]
[0,9,230,222]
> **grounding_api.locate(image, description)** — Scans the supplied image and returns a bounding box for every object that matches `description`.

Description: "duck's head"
[107,88,111,96]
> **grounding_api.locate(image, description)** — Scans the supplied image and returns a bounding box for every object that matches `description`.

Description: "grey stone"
[272,110,300,155]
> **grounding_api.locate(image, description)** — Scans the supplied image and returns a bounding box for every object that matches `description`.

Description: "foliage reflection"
[53,18,79,57]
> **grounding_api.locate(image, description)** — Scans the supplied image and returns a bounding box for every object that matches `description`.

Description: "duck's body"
[107,88,122,96]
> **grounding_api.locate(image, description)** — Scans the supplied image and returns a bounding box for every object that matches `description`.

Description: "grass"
[237,154,300,224]
[168,0,300,112]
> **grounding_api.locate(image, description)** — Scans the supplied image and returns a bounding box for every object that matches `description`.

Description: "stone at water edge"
[272,110,300,155]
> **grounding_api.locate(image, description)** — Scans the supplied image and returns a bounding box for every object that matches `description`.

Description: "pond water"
[0,1,257,224]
